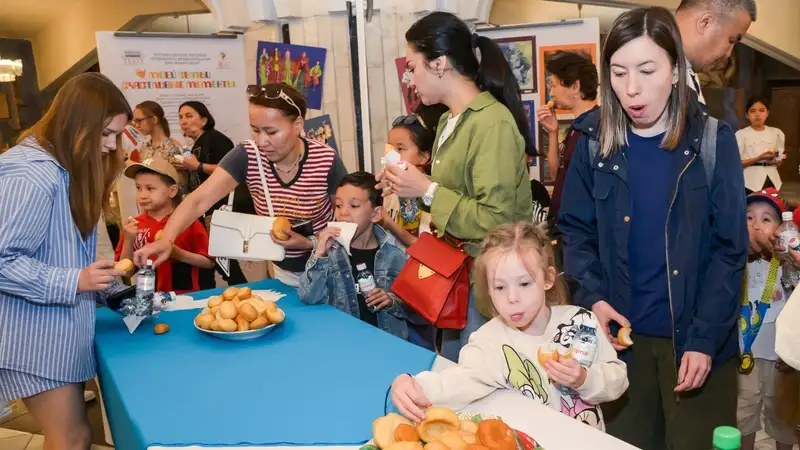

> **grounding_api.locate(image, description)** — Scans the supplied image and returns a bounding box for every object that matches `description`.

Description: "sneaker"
[83,390,96,402]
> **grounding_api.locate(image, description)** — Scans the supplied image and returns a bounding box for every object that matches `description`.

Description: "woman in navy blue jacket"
[559,7,747,450]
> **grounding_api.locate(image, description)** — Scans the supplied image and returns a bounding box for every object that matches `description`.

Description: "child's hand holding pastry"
[122,216,138,240]
[315,227,341,258]
[545,358,587,390]
[391,374,432,423]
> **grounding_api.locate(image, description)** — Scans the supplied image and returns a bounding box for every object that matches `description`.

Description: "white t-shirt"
[740,259,788,360]
[437,114,461,150]
[414,305,628,431]
[736,126,785,192]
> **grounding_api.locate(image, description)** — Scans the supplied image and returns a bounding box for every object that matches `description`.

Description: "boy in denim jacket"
[299,172,414,340]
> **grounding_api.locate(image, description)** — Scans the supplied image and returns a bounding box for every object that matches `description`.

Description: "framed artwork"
[539,44,597,115]
[522,100,536,166]
[538,120,572,186]
[302,114,338,153]
[256,41,327,110]
[395,57,421,114]
[494,36,537,94]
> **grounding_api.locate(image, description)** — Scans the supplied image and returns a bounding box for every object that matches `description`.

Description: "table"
[95,280,436,450]
[96,280,638,450]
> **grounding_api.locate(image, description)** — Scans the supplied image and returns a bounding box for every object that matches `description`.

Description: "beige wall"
[491,0,800,64]
[31,0,207,88]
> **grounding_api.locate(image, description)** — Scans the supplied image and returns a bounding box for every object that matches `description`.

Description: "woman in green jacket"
[377,12,533,362]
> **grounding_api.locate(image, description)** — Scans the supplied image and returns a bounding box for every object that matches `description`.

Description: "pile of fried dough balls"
[194,286,285,333]
[372,407,519,450]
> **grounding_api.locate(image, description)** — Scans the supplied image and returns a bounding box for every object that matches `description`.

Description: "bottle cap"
[712,426,740,449]
[783,211,794,221]
[356,263,367,271]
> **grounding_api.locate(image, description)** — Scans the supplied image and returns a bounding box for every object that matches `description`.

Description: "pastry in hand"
[272,216,291,241]
[114,258,134,273]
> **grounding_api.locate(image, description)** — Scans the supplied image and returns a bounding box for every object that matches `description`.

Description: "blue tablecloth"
[95,279,436,450]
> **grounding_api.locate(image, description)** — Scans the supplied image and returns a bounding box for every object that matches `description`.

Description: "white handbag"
[208,145,285,262]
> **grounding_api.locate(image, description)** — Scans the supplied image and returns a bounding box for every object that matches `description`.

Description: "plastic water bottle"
[712,426,741,450]
[136,260,156,299]
[355,263,377,311]
[778,211,800,287]
[571,317,599,368]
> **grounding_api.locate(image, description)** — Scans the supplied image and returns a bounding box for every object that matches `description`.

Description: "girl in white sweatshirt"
[391,222,629,431]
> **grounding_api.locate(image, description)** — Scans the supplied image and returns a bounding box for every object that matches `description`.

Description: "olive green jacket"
[429,91,532,258]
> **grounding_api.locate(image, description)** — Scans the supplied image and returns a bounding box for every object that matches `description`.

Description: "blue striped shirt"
[0,138,113,383]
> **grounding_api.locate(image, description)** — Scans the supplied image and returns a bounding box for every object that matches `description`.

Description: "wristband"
[197,162,204,173]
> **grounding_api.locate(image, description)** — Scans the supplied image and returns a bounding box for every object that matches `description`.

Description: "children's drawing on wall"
[257,41,327,110]
[396,57,421,115]
[302,115,338,153]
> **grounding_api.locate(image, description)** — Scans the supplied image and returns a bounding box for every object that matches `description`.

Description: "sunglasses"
[247,85,303,117]
[392,115,427,129]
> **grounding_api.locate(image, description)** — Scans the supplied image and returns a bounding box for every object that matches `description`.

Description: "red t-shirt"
[115,213,211,294]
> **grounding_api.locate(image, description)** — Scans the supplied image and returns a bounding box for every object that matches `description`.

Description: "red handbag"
[390,232,472,329]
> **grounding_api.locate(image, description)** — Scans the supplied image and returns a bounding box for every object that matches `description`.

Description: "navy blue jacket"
[558,103,747,368]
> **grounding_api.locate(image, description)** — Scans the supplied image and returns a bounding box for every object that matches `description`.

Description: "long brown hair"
[474,222,568,319]
[599,7,689,157]
[19,73,132,237]
[136,100,171,137]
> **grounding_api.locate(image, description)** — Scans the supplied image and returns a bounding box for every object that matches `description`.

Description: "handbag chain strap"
[249,141,276,217]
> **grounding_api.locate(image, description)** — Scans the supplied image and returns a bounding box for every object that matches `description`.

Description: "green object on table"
[712,426,741,449]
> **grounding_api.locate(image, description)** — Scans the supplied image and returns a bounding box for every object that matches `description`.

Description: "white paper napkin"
[162,295,208,312]
[327,222,358,255]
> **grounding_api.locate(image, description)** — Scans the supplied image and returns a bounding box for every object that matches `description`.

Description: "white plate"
[194,322,280,341]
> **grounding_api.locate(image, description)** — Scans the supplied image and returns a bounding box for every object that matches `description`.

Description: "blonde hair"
[474,222,568,319]
[598,7,689,158]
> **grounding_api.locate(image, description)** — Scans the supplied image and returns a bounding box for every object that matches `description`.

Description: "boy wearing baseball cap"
[114,156,214,294]
[738,187,796,450]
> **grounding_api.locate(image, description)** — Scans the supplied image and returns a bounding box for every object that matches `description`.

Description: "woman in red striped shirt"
[134,84,348,287]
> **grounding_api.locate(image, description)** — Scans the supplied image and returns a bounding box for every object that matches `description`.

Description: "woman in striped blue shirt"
[0,73,131,450]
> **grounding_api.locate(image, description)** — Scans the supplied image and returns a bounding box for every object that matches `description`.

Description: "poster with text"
[96,32,249,146]
[256,41,327,110]
[302,115,338,153]
[396,57,421,114]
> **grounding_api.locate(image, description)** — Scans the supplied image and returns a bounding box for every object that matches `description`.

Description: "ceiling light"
[0,57,23,83]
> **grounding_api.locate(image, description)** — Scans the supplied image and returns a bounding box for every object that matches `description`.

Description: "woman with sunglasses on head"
[559,7,747,449]
[135,83,347,287]
[376,12,534,362]
[173,100,252,287]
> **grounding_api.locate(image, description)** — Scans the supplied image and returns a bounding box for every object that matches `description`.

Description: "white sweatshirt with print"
[414,305,628,431]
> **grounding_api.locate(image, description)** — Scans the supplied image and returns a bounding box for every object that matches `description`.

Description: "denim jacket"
[559,102,748,369]
[298,225,413,340]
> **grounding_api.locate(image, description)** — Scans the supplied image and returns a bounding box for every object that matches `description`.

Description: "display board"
[96,32,250,146]
[479,18,600,184]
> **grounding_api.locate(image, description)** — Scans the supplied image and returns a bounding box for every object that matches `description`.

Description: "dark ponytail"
[136,100,171,137]
[405,12,534,156]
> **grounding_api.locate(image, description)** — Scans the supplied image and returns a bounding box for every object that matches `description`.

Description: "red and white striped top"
[243,139,335,260]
